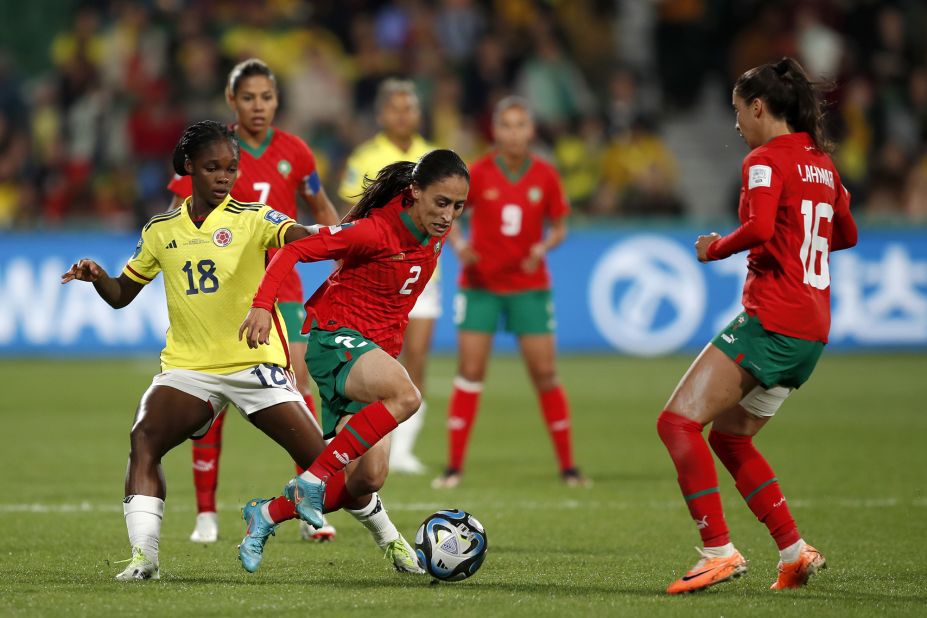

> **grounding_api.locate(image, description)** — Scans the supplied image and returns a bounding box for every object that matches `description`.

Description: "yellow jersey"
[338,132,436,203]
[123,195,296,374]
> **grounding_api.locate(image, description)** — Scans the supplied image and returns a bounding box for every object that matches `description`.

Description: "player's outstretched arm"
[283,223,322,244]
[239,307,273,348]
[60,259,144,309]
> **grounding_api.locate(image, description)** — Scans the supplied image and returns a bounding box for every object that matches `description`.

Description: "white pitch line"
[1,497,924,515]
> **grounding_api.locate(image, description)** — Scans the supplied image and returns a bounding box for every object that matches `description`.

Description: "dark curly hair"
[171,120,239,176]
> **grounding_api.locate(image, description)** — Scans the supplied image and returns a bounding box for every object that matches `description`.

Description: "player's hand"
[455,241,479,266]
[239,307,273,349]
[695,233,721,263]
[521,243,546,272]
[61,259,104,284]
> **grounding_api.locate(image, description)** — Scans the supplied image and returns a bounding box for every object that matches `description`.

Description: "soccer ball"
[414,509,488,581]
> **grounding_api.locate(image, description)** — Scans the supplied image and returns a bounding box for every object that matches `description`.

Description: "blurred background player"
[338,78,436,474]
[167,58,340,543]
[432,97,588,489]
[238,150,470,573]
[658,58,857,594]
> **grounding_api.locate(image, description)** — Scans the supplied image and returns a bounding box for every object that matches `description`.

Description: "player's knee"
[391,382,422,420]
[348,468,386,495]
[129,422,160,458]
[531,368,558,392]
[458,362,486,383]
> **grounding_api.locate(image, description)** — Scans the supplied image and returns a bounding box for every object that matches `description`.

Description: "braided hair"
[171,120,239,176]
[344,149,469,222]
[734,57,834,153]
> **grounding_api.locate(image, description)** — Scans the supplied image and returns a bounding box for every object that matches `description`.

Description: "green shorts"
[711,312,824,389]
[306,326,379,438]
[279,302,308,343]
[454,288,555,335]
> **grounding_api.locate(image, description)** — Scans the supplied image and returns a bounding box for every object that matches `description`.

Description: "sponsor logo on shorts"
[389,253,406,261]
[213,228,233,247]
[721,333,737,344]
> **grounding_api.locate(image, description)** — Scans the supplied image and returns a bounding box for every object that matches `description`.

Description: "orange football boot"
[770,544,826,590]
[666,548,748,594]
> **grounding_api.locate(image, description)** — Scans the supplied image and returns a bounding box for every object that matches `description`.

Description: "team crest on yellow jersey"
[213,228,233,247]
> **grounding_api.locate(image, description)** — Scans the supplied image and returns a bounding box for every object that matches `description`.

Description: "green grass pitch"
[0,353,925,616]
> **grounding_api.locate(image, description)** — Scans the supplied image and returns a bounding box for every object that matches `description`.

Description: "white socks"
[390,401,425,461]
[702,542,735,558]
[346,493,399,548]
[702,539,806,563]
[124,495,164,564]
[779,539,805,563]
[299,470,323,484]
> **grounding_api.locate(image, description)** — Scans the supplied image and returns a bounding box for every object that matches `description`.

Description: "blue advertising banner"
[1,227,925,356]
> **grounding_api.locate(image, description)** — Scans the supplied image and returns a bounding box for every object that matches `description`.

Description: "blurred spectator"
[2,0,927,227]
[595,116,682,217]
[514,25,594,131]
[553,114,605,210]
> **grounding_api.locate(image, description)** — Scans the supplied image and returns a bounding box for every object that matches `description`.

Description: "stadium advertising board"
[1,228,925,356]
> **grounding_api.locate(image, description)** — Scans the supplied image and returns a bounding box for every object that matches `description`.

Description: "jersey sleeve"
[707,153,782,261]
[166,174,192,198]
[295,137,323,197]
[122,229,161,285]
[831,177,858,251]
[256,205,297,249]
[545,164,570,220]
[252,219,381,310]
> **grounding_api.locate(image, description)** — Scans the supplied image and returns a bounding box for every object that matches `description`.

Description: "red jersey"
[707,132,857,342]
[252,197,446,357]
[167,127,322,302]
[460,154,570,293]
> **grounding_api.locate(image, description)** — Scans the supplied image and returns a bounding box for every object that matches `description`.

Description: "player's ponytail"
[734,56,834,153]
[171,120,240,176]
[345,149,469,221]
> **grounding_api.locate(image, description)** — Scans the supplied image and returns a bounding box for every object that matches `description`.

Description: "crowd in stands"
[1,0,927,229]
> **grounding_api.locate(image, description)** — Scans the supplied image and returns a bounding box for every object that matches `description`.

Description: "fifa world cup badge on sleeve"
[264,210,289,225]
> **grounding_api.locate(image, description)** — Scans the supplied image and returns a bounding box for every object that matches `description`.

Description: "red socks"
[657,411,730,547]
[447,379,482,470]
[192,408,226,513]
[308,401,397,480]
[303,393,316,416]
[708,430,800,550]
[539,385,575,472]
[266,470,352,523]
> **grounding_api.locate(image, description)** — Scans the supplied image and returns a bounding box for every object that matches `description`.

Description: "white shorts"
[408,274,441,320]
[740,384,793,418]
[149,364,305,438]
